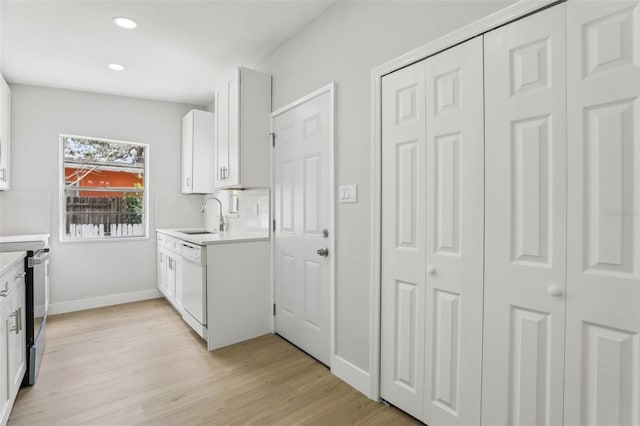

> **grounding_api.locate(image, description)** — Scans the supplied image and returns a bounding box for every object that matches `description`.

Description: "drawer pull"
[15,272,26,280]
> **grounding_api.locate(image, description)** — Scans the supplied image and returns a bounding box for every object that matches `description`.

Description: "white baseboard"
[47,289,162,315]
[331,354,376,400]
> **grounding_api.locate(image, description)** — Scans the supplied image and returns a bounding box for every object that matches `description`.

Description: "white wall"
[2,84,202,312]
[257,0,512,385]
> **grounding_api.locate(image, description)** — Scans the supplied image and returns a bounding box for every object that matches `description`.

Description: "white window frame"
[59,134,150,242]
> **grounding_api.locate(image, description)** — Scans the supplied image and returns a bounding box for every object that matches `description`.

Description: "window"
[60,135,148,241]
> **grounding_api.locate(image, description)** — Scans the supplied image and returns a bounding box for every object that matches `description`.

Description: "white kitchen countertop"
[157,228,269,246]
[0,252,26,276]
[0,234,50,245]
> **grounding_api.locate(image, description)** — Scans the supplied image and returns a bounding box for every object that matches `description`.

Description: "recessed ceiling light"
[113,16,137,29]
[107,63,125,71]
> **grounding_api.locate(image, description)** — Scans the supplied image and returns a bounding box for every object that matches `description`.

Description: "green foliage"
[123,182,143,224]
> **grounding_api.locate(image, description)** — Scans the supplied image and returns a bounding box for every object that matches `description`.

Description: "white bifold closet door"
[381,56,427,420]
[482,4,567,426]
[381,36,484,425]
[564,1,640,425]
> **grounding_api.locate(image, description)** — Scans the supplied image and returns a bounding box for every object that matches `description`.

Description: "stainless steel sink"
[175,229,218,235]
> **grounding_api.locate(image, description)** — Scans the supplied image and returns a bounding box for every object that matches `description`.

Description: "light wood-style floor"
[8,298,419,425]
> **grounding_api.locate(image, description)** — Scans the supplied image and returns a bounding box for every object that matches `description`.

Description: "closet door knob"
[427,266,437,275]
[547,285,563,297]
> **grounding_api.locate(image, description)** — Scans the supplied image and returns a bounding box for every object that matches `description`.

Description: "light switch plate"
[339,184,358,203]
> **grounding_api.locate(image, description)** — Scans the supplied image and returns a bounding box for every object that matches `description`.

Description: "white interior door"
[482,5,567,425]
[273,88,332,366]
[381,60,427,420]
[423,36,484,426]
[565,1,640,424]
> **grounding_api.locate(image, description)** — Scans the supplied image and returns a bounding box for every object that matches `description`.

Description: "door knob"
[427,266,437,275]
[317,248,329,257]
[547,284,563,297]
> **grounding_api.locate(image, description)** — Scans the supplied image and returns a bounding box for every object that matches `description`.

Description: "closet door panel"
[424,36,484,426]
[565,1,640,425]
[482,5,567,426]
[380,61,427,419]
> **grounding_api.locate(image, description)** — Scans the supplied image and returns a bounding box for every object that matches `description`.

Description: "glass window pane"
[61,136,148,240]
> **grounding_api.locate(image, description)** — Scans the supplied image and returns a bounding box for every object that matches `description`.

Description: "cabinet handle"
[15,272,26,280]
[168,257,173,271]
[9,309,19,334]
[0,281,8,297]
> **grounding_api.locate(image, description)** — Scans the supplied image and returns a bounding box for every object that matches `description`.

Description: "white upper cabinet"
[182,109,216,194]
[215,67,271,189]
[0,74,11,191]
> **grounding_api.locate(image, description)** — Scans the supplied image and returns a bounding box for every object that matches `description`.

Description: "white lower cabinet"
[380,1,640,425]
[7,283,25,401]
[156,248,167,295]
[156,231,271,349]
[0,302,8,426]
[156,234,182,313]
[206,241,270,351]
[0,254,26,426]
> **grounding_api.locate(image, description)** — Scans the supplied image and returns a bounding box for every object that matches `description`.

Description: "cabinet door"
[8,285,25,398]
[0,303,8,426]
[565,1,640,425]
[423,36,484,426]
[157,249,167,294]
[0,74,10,190]
[216,83,230,188]
[174,256,183,306]
[482,5,567,425]
[380,59,427,420]
[226,70,240,187]
[166,254,176,299]
[191,110,216,193]
[181,111,194,193]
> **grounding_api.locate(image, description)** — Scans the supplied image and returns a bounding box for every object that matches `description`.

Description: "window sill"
[59,235,150,244]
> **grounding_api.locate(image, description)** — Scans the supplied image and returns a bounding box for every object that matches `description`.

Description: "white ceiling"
[1,1,335,106]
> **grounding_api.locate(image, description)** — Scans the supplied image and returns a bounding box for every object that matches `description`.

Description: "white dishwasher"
[181,242,207,339]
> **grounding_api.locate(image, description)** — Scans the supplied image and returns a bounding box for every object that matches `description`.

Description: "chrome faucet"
[201,197,226,232]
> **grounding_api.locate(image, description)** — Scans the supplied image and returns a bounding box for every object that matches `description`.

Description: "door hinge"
[270,132,275,147]
[272,219,276,232]
[273,303,276,316]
